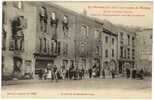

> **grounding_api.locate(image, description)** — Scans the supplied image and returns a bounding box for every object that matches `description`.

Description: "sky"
[53,1,153,28]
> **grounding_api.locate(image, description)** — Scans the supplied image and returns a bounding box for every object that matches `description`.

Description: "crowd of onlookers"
[37,63,145,81]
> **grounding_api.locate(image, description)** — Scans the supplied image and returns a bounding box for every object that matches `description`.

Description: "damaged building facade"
[2,1,138,79]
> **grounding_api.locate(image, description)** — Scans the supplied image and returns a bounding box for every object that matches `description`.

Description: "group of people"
[37,63,145,81]
[125,67,144,80]
[38,63,86,81]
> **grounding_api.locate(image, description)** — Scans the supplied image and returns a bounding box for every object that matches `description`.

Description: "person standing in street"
[60,64,66,80]
[88,67,92,79]
[53,65,58,82]
[126,67,130,78]
[50,63,55,81]
[38,69,43,80]
[132,67,137,79]
[101,67,105,79]
[139,68,144,80]
[111,68,115,79]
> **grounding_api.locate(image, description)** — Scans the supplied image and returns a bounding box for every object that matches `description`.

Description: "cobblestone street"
[2,77,151,99]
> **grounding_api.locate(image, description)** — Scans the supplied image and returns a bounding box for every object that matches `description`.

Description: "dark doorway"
[35,59,53,74]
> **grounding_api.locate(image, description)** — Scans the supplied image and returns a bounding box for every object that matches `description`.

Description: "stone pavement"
[1,77,151,99]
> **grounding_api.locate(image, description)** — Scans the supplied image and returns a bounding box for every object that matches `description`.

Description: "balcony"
[35,40,61,57]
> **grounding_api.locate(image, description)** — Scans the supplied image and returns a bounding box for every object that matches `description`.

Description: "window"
[120,32,123,39]
[57,41,61,55]
[105,36,108,43]
[112,38,114,45]
[120,46,123,58]
[81,25,88,38]
[65,43,68,56]
[120,32,123,44]
[124,49,126,58]
[80,43,85,54]
[63,42,68,56]
[2,2,7,25]
[63,15,69,37]
[2,56,4,74]
[47,39,49,53]
[11,16,27,51]
[11,16,26,51]
[112,49,114,57]
[127,48,130,59]
[39,38,42,52]
[51,40,54,54]
[44,38,47,53]
[127,35,130,45]
[96,46,99,55]
[105,49,108,58]
[132,49,135,59]
[51,12,56,20]
[94,30,99,39]
[40,7,48,33]
[132,37,135,47]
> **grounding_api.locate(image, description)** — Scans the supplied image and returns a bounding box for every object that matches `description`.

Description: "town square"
[1,1,152,99]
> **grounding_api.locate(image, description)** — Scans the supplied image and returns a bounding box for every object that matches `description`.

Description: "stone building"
[136,28,152,74]
[116,26,136,73]
[2,1,104,79]
[2,1,76,79]
[101,27,118,72]
[2,1,37,78]
[2,1,138,79]
[74,16,104,71]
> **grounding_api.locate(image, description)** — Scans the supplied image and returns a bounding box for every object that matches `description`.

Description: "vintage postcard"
[1,1,152,99]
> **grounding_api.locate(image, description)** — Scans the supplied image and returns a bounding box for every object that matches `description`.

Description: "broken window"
[62,15,69,37]
[11,16,27,51]
[50,12,58,40]
[39,7,48,33]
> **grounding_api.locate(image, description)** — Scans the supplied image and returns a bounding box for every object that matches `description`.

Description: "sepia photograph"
[1,1,153,99]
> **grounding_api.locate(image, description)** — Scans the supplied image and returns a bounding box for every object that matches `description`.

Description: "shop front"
[34,53,55,75]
